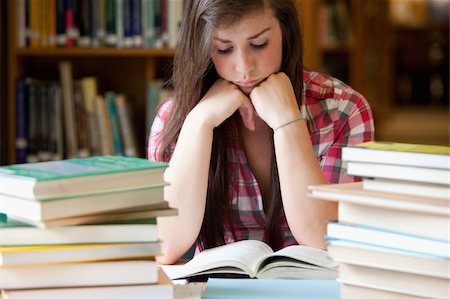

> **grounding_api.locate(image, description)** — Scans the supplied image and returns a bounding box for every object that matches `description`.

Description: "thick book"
[0,260,158,289]
[338,263,449,299]
[0,217,159,246]
[345,161,449,185]
[0,242,161,266]
[342,141,450,170]
[363,177,450,200]
[15,202,177,228]
[161,239,338,280]
[308,182,450,214]
[340,283,430,299]
[0,155,167,199]
[326,222,450,258]
[0,268,173,299]
[203,278,339,299]
[338,201,450,241]
[0,184,166,224]
[0,267,172,299]
[328,239,450,279]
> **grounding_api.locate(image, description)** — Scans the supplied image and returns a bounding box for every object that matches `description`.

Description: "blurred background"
[298,0,449,146]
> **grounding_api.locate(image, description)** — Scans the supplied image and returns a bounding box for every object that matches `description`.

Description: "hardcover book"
[0,155,168,199]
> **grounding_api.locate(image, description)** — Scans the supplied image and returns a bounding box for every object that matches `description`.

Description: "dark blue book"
[15,77,28,164]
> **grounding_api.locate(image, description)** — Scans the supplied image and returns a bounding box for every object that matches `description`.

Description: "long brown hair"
[156,0,304,251]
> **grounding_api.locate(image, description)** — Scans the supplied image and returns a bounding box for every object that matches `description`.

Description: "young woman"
[148,0,374,264]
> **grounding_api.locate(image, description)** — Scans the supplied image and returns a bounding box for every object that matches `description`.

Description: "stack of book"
[0,155,176,298]
[308,141,450,299]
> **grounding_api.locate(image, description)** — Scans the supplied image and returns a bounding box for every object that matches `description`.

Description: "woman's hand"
[192,78,256,130]
[249,72,301,130]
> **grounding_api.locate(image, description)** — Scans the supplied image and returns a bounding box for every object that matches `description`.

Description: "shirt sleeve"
[147,99,176,162]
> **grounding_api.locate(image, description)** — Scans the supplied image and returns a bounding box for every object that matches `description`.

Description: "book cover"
[0,260,158,289]
[342,141,450,170]
[162,239,337,280]
[328,239,450,279]
[203,278,339,299]
[338,263,449,299]
[0,155,167,199]
[0,268,173,299]
[326,222,450,258]
[0,242,161,266]
[0,184,167,223]
[0,217,159,246]
[338,201,450,241]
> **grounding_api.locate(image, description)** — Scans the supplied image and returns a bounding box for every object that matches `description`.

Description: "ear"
[238,100,256,131]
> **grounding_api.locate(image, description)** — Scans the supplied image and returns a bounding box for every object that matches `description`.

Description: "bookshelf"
[298,0,449,146]
[6,2,176,165]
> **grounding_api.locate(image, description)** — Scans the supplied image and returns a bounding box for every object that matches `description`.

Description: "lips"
[236,79,260,88]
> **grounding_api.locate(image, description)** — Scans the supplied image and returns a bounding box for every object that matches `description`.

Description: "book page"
[161,240,274,279]
[258,245,338,269]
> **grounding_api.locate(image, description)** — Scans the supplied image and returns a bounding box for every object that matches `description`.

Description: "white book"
[328,240,450,279]
[308,182,450,215]
[338,201,450,241]
[326,222,450,258]
[338,263,449,299]
[0,268,173,299]
[340,283,431,299]
[363,178,450,199]
[162,239,338,280]
[0,242,161,266]
[0,260,158,289]
[342,141,450,170]
[346,161,450,185]
[1,219,159,246]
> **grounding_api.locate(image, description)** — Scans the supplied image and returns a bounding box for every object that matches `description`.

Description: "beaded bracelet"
[273,116,303,132]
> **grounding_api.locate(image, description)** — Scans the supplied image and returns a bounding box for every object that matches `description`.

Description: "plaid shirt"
[148,70,374,248]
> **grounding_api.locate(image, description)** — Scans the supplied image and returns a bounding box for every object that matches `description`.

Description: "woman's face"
[211,8,283,95]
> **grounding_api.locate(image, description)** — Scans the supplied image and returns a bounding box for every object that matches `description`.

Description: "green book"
[0,156,168,199]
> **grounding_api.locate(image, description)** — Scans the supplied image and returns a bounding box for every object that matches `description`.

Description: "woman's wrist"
[273,116,303,132]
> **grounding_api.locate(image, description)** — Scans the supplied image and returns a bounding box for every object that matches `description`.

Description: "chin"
[239,86,253,95]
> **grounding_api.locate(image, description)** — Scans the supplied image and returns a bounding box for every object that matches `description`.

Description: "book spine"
[26,80,39,162]
[115,94,138,156]
[95,95,114,155]
[16,0,27,48]
[58,61,78,158]
[123,0,133,47]
[47,0,57,47]
[115,0,124,47]
[56,0,67,47]
[130,0,142,47]
[106,92,124,155]
[105,0,117,46]
[15,77,28,164]
[28,0,41,48]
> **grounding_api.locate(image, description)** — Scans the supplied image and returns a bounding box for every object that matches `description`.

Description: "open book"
[162,240,338,280]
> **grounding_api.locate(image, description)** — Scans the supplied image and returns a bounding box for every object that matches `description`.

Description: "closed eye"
[217,48,233,55]
[251,42,268,49]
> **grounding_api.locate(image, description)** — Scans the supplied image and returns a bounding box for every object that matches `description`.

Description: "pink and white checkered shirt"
[148,70,374,248]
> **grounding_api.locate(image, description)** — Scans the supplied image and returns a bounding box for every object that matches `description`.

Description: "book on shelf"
[115,93,139,157]
[0,155,168,199]
[79,76,101,156]
[0,217,159,246]
[0,267,174,299]
[326,221,450,259]
[308,182,449,214]
[0,260,158,290]
[105,91,124,156]
[363,177,450,199]
[338,263,449,299]
[338,201,450,241]
[327,239,450,279]
[203,278,339,299]
[345,161,449,185]
[342,141,450,170]
[161,239,338,280]
[0,242,161,266]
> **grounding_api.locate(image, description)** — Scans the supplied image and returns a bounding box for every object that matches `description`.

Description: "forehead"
[214,8,278,38]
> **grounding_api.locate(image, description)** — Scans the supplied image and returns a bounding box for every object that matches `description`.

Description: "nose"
[235,49,255,74]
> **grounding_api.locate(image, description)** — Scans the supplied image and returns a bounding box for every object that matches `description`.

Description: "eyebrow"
[214,27,271,43]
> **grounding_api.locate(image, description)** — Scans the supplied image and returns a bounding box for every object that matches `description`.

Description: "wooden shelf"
[15,48,176,57]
